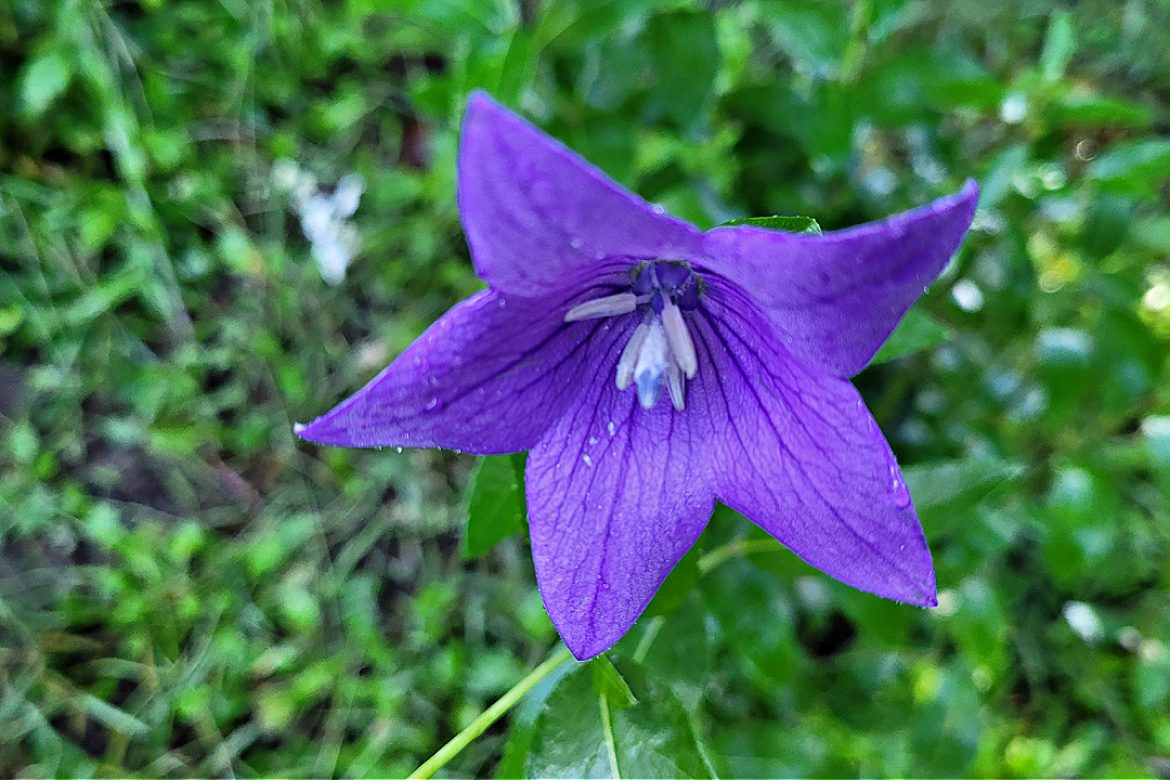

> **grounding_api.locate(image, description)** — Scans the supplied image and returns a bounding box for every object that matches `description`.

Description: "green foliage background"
[2,0,1170,776]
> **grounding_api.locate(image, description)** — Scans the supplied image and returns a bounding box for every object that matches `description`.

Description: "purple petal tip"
[465,89,501,120]
[958,177,980,206]
[292,416,338,446]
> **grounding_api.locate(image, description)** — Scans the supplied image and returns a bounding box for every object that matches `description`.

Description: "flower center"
[563,260,701,411]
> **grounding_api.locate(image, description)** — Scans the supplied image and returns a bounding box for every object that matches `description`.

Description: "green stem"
[697,538,780,575]
[840,0,873,84]
[631,616,664,664]
[407,645,575,780]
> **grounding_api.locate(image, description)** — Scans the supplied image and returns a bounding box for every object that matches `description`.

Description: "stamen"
[615,322,649,391]
[586,260,703,412]
[564,292,638,322]
[634,319,670,409]
[666,364,685,411]
[661,299,697,379]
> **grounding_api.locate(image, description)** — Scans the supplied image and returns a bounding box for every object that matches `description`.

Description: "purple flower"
[296,92,979,660]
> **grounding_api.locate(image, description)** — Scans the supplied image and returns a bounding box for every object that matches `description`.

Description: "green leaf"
[526,666,713,779]
[21,50,72,116]
[495,657,577,779]
[869,306,952,365]
[719,214,822,234]
[79,693,150,737]
[903,458,1024,517]
[627,594,712,711]
[1040,10,1075,82]
[644,11,720,128]
[64,264,148,328]
[463,453,527,558]
[496,28,535,105]
[1079,195,1130,258]
[579,28,647,111]
[758,0,848,79]
[1049,93,1153,128]
[590,656,637,709]
[1087,139,1170,195]
[643,542,700,617]
[1141,416,1170,498]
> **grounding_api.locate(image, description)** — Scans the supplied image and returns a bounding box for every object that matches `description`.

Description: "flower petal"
[694,292,936,606]
[458,91,703,298]
[701,181,978,378]
[526,342,716,659]
[295,290,624,454]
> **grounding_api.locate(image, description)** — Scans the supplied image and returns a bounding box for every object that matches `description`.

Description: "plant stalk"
[407,645,575,779]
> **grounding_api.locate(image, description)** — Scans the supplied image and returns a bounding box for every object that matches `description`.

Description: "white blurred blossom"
[952,279,985,312]
[273,159,363,285]
[1000,92,1028,124]
[1063,601,1104,644]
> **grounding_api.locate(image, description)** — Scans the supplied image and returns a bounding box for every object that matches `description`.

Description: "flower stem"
[697,538,780,575]
[407,645,575,780]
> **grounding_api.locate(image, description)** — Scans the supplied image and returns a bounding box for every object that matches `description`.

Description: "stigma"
[564,260,701,412]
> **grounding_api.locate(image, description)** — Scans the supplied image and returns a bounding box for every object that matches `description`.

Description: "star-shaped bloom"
[296,92,979,660]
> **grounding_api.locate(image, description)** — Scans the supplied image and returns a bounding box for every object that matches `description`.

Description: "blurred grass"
[1,0,1169,776]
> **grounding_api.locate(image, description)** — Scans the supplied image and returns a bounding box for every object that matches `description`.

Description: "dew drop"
[570,236,583,249]
[582,453,593,466]
[607,421,616,437]
[424,397,439,411]
[651,204,666,214]
[890,465,911,508]
[497,297,507,308]
[587,436,598,446]
[395,446,403,453]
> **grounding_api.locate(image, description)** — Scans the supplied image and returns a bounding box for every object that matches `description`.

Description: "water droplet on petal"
[588,436,598,446]
[424,397,439,411]
[890,464,911,508]
[570,236,583,249]
[607,421,616,437]
[395,446,403,453]
[497,297,507,308]
[582,454,593,466]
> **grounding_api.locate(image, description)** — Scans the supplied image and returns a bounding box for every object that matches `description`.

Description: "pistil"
[633,318,670,409]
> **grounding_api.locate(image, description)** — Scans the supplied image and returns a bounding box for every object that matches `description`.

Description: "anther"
[666,364,685,412]
[661,299,697,378]
[564,292,638,322]
[615,322,649,391]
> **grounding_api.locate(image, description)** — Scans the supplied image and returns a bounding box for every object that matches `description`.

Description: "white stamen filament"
[564,292,638,322]
[666,363,685,412]
[616,322,649,390]
[634,318,670,409]
[661,299,697,379]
